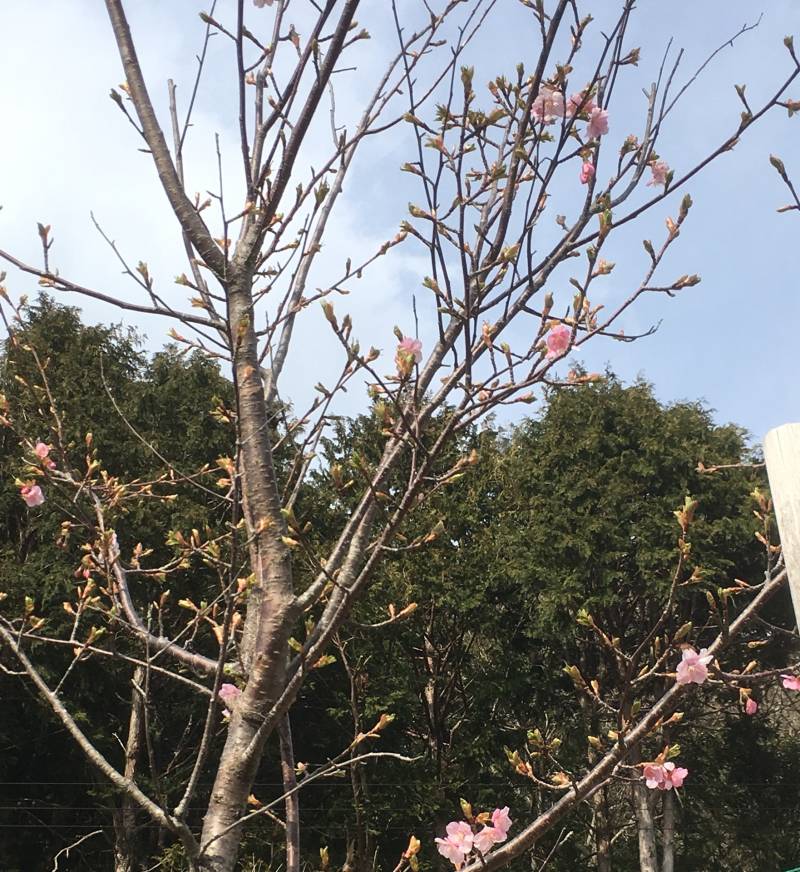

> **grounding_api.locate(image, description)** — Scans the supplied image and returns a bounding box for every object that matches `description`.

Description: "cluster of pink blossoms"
[674,645,800,701]
[643,761,688,791]
[639,647,712,790]
[531,88,609,139]
[579,160,595,184]
[435,807,512,869]
[642,647,800,788]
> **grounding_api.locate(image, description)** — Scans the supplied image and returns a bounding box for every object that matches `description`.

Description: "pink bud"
[545,324,571,360]
[745,697,758,716]
[580,160,595,184]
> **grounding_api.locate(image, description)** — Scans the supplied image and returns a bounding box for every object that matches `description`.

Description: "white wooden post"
[764,423,800,629]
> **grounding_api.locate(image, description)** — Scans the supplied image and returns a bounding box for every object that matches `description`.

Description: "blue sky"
[1,1,798,445]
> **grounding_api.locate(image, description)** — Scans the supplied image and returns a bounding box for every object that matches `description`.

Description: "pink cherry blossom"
[643,763,665,789]
[473,807,512,854]
[664,762,688,789]
[568,90,596,116]
[20,484,44,507]
[398,336,422,362]
[435,838,466,868]
[435,821,473,868]
[647,159,670,187]
[745,697,758,716]
[675,646,713,685]
[545,324,571,360]
[643,762,688,791]
[395,336,422,376]
[473,827,500,854]
[580,160,595,184]
[586,107,609,139]
[531,88,565,124]
[491,806,511,837]
[782,674,800,691]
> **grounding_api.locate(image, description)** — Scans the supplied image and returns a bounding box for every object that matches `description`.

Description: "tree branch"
[103,0,228,279]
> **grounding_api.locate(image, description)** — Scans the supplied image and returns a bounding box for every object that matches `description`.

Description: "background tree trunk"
[661,789,675,872]
[589,786,612,872]
[631,779,659,872]
[113,666,145,872]
[279,715,300,872]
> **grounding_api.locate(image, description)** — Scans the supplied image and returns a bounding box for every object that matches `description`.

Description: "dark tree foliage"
[1,304,798,871]
[290,377,799,871]
[0,298,235,871]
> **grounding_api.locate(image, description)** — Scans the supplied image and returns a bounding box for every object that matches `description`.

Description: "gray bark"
[113,666,145,872]
[589,785,612,872]
[632,781,659,872]
[198,280,298,870]
[661,789,675,872]
[279,715,301,872]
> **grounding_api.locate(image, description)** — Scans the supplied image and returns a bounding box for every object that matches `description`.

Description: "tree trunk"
[340,650,372,872]
[589,785,612,872]
[578,686,611,872]
[632,781,659,872]
[113,666,145,872]
[350,755,371,872]
[198,281,298,870]
[279,715,300,872]
[661,789,675,872]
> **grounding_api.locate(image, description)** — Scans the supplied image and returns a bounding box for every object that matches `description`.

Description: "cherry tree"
[1,2,799,870]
